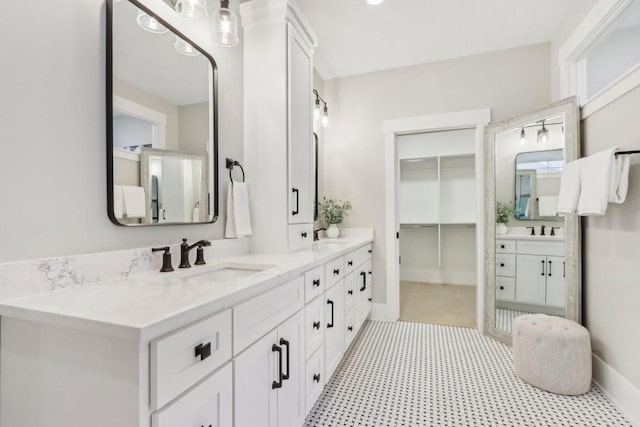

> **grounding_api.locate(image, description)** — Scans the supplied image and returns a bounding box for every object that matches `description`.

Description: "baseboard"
[400,269,476,286]
[592,354,640,426]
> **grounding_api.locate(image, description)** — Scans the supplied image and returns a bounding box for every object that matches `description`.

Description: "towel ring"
[226,158,245,183]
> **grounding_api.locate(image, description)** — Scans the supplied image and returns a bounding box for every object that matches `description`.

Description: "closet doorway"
[382,110,489,331]
[398,130,477,327]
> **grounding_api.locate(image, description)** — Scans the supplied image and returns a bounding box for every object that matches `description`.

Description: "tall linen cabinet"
[241,0,317,253]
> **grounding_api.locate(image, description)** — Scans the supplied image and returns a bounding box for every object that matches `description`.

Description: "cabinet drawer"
[344,272,355,311]
[344,307,355,350]
[517,240,564,257]
[234,277,304,354]
[305,345,325,413]
[305,296,324,360]
[344,251,358,275]
[354,243,373,268]
[289,223,313,252]
[496,240,516,254]
[152,362,232,427]
[496,253,516,277]
[304,265,324,303]
[325,257,344,289]
[151,309,232,410]
[495,276,516,301]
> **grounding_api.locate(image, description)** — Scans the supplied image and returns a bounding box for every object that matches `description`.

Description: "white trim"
[592,354,640,426]
[113,95,167,150]
[581,63,640,118]
[378,109,491,331]
[113,148,141,162]
[559,0,639,104]
[399,270,476,286]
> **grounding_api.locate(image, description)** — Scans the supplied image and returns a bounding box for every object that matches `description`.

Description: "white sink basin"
[182,263,274,283]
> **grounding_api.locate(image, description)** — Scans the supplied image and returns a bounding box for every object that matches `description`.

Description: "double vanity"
[0,235,373,427]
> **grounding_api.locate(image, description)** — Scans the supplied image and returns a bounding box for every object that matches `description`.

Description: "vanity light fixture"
[214,0,239,47]
[175,0,208,20]
[313,89,329,128]
[537,121,549,144]
[136,10,169,33]
[174,35,201,56]
[520,127,526,145]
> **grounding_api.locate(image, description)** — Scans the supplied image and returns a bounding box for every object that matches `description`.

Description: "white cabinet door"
[354,261,371,330]
[515,255,547,305]
[545,256,566,308]
[325,281,344,379]
[305,296,324,360]
[234,330,278,427]
[365,261,373,317]
[277,310,306,427]
[287,23,314,225]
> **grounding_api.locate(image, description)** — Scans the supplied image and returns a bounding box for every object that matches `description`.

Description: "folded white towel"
[225,182,252,238]
[608,153,630,204]
[192,206,200,222]
[122,185,146,218]
[557,159,582,215]
[113,185,124,219]
[577,147,618,216]
[538,196,558,217]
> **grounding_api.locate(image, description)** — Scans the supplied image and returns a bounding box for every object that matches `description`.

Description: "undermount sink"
[181,263,274,283]
[312,239,350,251]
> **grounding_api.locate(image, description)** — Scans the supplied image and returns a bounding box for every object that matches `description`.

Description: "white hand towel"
[122,185,146,218]
[557,159,582,215]
[538,196,558,217]
[577,147,618,216]
[192,206,200,222]
[608,153,631,204]
[225,182,252,238]
[113,185,124,219]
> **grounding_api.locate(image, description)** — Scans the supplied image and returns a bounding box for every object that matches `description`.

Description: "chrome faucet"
[179,238,212,268]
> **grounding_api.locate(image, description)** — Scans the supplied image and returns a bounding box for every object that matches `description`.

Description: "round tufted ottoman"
[512,313,592,395]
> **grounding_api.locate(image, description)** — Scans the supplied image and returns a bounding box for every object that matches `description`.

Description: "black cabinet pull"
[368,249,372,254]
[368,271,372,275]
[500,263,505,267]
[368,297,372,302]
[301,232,308,238]
[499,286,504,290]
[279,338,290,380]
[333,268,340,275]
[348,326,353,331]
[195,342,211,361]
[360,271,366,291]
[541,260,545,276]
[313,321,320,330]
[313,278,320,287]
[563,261,566,278]
[272,344,283,389]
[327,299,334,328]
[348,260,353,266]
[500,244,505,249]
[548,260,553,277]
[348,290,353,295]
[313,373,321,383]
[291,188,299,216]
[201,425,212,427]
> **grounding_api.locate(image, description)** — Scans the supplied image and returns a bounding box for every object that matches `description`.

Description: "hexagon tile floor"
[304,321,632,427]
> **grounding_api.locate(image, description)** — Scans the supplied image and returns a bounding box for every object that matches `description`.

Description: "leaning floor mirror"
[484,97,582,344]
[106,0,218,226]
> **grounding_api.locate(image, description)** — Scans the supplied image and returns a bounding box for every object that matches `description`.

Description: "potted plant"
[319,197,352,238]
[496,201,514,235]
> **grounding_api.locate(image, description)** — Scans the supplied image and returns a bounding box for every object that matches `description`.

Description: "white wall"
[323,43,552,303]
[0,0,243,263]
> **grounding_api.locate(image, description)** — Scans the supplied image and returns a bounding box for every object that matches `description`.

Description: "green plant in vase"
[496,201,514,235]
[319,197,352,238]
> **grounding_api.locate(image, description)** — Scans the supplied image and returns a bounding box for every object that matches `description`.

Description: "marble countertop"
[0,236,373,342]
[496,234,565,242]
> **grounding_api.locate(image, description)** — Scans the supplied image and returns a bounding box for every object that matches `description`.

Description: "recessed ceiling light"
[366,0,384,5]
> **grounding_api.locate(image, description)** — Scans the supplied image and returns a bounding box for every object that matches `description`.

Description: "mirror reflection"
[109,0,216,225]
[494,113,567,334]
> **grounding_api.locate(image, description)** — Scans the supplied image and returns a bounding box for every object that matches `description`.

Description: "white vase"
[326,224,340,238]
[496,223,508,235]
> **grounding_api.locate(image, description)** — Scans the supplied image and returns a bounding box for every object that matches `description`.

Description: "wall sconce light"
[537,120,549,144]
[313,89,329,128]
[175,0,208,20]
[520,127,526,145]
[137,10,168,33]
[214,0,239,47]
[174,35,201,56]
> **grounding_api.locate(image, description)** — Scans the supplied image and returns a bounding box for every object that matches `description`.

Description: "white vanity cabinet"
[241,0,318,253]
[324,279,345,378]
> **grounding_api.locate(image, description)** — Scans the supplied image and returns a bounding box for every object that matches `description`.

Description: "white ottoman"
[512,313,592,395]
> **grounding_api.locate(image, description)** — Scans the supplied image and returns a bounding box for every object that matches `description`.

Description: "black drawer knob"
[348,260,353,266]
[500,263,505,267]
[500,244,505,249]
[313,373,321,383]
[301,232,308,238]
[313,278,320,287]
[368,249,372,254]
[333,268,340,275]
[313,321,320,330]
[499,286,504,290]
[195,342,212,361]
[348,290,353,295]
[368,298,372,302]
[348,326,353,331]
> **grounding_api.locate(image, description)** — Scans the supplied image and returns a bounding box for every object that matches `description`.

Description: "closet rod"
[615,150,640,156]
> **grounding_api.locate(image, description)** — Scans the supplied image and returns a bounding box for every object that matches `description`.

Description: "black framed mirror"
[106,0,218,226]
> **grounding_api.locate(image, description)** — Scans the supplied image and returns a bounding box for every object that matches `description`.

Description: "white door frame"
[375,109,491,332]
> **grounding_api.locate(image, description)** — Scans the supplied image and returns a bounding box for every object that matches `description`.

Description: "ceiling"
[296,0,598,79]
